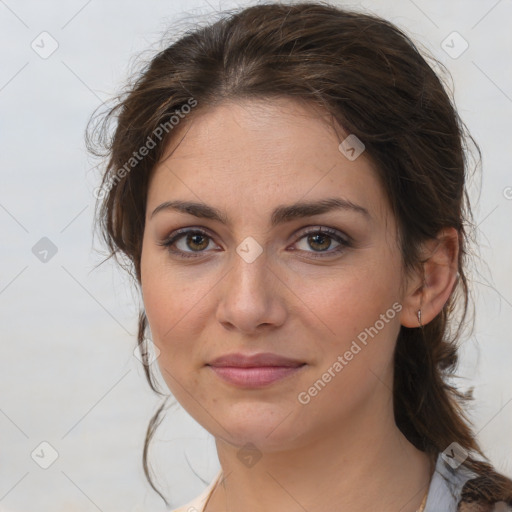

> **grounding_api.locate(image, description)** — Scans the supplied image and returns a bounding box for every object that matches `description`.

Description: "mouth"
[207,364,307,387]
[206,352,307,388]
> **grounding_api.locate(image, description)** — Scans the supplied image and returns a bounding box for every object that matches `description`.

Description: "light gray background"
[1,0,511,511]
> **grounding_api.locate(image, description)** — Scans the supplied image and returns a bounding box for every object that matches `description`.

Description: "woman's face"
[141,98,409,451]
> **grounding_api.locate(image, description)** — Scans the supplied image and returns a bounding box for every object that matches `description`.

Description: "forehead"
[146,98,389,222]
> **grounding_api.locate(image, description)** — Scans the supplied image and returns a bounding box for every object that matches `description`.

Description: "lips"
[206,352,306,387]
[207,352,305,368]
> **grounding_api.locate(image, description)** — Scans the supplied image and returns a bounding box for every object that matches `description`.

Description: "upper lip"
[207,352,305,368]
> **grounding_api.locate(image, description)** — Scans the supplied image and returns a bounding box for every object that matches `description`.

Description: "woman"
[88,2,512,511]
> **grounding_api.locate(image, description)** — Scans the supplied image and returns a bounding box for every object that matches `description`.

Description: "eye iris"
[308,233,331,251]
[187,233,209,251]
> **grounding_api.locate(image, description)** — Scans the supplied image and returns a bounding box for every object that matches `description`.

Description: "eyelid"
[293,225,352,244]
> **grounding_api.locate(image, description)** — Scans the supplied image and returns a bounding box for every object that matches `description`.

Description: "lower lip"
[208,365,305,387]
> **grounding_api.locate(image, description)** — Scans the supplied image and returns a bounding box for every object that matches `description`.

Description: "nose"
[215,247,287,335]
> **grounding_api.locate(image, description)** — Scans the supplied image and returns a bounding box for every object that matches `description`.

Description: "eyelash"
[158,226,352,259]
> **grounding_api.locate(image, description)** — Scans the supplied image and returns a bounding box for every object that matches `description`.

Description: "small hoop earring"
[417,309,423,328]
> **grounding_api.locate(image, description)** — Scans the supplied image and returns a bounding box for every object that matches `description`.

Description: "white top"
[169,470,222,512]
[168,453,510,512]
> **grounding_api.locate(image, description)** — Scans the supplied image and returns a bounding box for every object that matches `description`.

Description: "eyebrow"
[150,197,371,226]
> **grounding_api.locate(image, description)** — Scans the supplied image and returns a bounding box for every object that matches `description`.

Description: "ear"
[400,227,459,328]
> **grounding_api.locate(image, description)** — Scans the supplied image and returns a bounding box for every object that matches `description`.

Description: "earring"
[417,309,423,328]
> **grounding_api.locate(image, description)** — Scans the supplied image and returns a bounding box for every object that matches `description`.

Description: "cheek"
[140,248,207,367]
[295,259,402,390]
[141,268,207,404]
[293,272,402,423]
[297,259,400,337]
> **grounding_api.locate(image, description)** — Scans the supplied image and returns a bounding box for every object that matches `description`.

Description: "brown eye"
[293,228,351,258]
[158,228,219,258]
[185,232,210,251]
[307,233,333,251]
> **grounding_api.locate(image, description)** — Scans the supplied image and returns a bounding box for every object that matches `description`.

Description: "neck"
[206,401,433,512]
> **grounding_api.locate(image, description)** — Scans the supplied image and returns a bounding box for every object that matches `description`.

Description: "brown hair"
[87,1,512,506]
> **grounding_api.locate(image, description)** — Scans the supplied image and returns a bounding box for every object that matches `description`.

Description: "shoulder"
[425,453,512,512]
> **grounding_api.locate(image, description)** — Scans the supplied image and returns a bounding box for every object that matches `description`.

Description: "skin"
[140,98,459,512]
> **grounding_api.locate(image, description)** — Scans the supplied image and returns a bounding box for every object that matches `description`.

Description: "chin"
[212,406,307,452]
